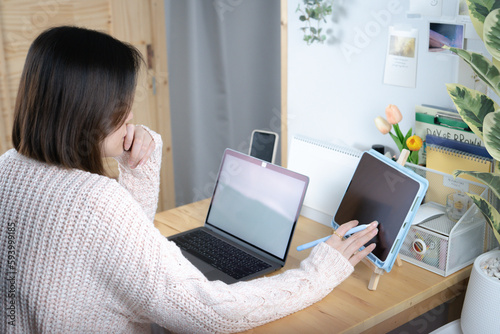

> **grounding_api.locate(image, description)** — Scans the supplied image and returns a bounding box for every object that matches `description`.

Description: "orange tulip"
[374,116,392,134]
[385,104,403,124]
[406,135,423,151]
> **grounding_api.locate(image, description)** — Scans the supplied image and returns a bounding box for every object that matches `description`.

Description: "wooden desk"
[154,199,470,333]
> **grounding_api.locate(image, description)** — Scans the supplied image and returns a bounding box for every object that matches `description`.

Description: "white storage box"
[399,164,498,276]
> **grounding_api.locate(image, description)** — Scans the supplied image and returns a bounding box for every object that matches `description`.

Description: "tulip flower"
[374,116,392,134]
[375,104,421,165]
[385,104,403,124]
[406,135,423,151]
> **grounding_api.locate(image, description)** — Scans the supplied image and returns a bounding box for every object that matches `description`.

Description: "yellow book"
[425,144,492,205]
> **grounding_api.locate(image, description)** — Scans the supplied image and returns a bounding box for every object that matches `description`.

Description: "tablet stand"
[363,149,409,291]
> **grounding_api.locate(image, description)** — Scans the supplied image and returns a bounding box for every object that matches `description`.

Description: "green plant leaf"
[404,128,413,140]
[467,0,500,40]
[467,0,497,23]
[483,111,500,160]
[408,150,419,164]
[465,192,500,246]
[444,46,500,95]
[484,8,500,59]
[403,128,413,150]
[446,83,499,140]
[389,132,403,152]
[393,123,405,144]
[454,170,500,199]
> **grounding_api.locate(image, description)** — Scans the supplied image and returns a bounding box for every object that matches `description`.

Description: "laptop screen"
[206,149,309,260]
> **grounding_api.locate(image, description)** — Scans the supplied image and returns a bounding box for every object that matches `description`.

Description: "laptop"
[168,148,309,284]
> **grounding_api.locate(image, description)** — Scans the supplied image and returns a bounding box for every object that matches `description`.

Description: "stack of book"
[424,134,493,205]
[414,104,485,165]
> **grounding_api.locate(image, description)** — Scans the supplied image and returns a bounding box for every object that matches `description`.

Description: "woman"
[0,26,378,333]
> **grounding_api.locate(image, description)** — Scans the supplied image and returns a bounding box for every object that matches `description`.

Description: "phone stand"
[363,149,409,291]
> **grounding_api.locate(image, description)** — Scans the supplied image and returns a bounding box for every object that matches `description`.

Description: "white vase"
[460,250,500,334]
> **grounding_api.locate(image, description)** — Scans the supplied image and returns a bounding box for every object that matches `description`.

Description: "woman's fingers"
[343,222,377,254]
[124,124,135,151]
[348,243,376,267]
[325,220,379,267]
[335,220,360,237]
[124,125,155,168]
[137,140,156,167]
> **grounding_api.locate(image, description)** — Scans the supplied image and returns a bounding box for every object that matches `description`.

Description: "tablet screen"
[334,153,420,262]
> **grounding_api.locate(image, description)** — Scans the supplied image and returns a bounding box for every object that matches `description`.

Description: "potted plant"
[443,1,500,332]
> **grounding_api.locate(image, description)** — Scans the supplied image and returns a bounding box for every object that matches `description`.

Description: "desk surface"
[154,199,470,334]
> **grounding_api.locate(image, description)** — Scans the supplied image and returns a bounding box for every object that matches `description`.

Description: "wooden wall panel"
[109,0,176,210]
[0,18,12,153]
[150,0,175,211]
[0,0,175,211]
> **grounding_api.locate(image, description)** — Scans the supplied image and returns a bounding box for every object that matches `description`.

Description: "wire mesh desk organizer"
[399,164,498,276]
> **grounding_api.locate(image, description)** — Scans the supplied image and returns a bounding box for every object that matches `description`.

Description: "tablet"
[332,150,428,272]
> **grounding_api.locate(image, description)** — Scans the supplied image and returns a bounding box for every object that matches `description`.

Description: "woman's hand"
[325,220,378,267]
[123,124,156,168]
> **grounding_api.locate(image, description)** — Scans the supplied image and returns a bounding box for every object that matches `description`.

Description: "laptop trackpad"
[182,251,237,284]
[182,251,213,273]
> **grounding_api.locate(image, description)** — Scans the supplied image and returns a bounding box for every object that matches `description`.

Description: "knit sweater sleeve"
[92,188,353,333]
[114,125,162,223]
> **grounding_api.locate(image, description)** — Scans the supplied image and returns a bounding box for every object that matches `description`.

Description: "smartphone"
[248,130,279,164]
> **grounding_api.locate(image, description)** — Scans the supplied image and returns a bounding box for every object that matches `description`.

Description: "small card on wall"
[383,26,419,88]
[408,0,442,17]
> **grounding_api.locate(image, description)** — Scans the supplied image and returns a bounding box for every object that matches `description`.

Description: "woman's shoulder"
[1,149,139,216]
[70,168,133,205]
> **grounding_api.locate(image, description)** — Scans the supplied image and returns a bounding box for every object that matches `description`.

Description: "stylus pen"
[296,224,369,251]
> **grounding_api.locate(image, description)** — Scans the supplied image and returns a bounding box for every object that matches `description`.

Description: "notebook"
[168,148,309,284]
[425,134,492,159]
[287,135,361,225]
[425,144,492,205]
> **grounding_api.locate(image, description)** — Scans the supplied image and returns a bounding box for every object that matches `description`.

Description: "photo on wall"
[428,22,464,53]
[389,35,416,58]
[383,27,419,88]
[458,0,469,18]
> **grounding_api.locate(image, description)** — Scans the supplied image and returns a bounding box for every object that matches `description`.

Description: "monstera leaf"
[446,1,500,246]
[483,111,500,161]
[464,192,500,244]
[445,46,500,95]
[484,9,500,59]
[455,170,500,200]
[467,0,500,40]
[446,83,499,140]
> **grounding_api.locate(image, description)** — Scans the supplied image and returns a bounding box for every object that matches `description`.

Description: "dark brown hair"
[12,26,143,175]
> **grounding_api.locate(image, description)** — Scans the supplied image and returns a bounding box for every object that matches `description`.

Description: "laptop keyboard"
[171,229,272,280]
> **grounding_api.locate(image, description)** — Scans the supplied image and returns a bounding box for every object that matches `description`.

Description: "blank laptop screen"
[206,151,308,260]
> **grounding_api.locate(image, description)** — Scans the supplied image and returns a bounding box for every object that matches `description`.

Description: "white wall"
[287,0,480,155]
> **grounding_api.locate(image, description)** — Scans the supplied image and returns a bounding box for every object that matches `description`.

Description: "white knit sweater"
[0,128,354,334]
